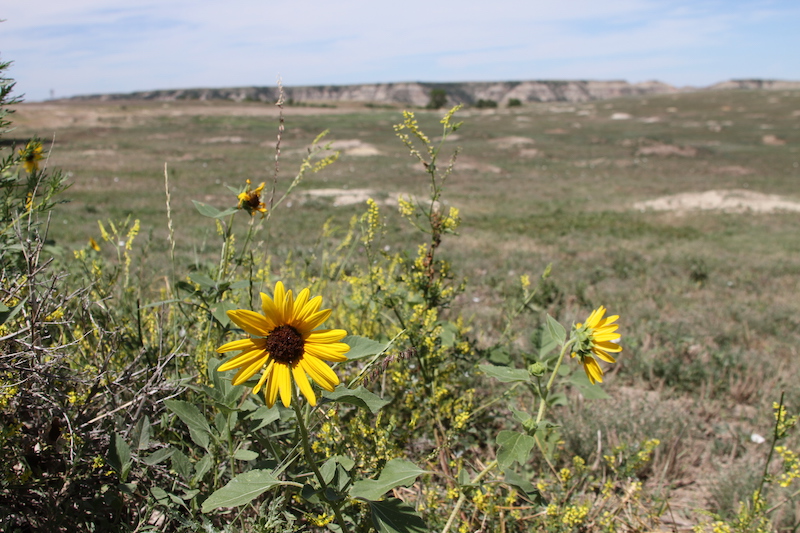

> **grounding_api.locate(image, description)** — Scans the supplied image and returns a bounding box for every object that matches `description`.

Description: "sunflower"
[570,306,621,384]
[237,179,267,217]
[216,282,349,407]
[19,141,43,173]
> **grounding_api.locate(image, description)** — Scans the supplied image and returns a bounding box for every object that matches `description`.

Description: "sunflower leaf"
[479,363,532,384]
[367,498,428,533]
[165,400,212,450]
[193,200,238,219]
[343,335,388,361]
[107,433,131,482]
[201,469,284,512]
[496,430,536,469]
[545,314,567,346]
[322,385,390,414]
[349,459,429,501]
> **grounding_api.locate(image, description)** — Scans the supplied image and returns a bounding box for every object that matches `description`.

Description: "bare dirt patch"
[634,189,800,213]
[710,165,754,176]
[762,134,786,146]
[636,142,697,157]
[489,136,535,149]
[329,139,380,156]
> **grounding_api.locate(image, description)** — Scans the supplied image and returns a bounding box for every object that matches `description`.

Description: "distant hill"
[68,79,800,106]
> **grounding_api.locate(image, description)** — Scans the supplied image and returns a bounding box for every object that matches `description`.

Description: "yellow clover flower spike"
[19,140,44,173]
[570,305,622,384]
[216,281,349,408]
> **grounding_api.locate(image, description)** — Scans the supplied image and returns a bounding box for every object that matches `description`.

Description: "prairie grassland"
[11,88,800,526]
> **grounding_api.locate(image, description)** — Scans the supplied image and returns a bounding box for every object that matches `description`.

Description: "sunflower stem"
[535,338,574,426]
[292,396,351,533]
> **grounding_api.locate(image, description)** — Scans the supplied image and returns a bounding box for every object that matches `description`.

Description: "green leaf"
[0,298,25,327]
[188,273,216,289]
[568,371,611,400]
[496,430,536,469]
[246,406,281,431]
[234,449,259,461]
[193,200,239,219]
[143,447,175,466]
[350,459,428,501]
[368,498,428,533]
[502,471,545,503]
[438,321,459,348]
[479,364,531,384]
[107,433,132,482]
[322,385,391,414]
[165,400,212,451]
[132,415,151,451]
[151,486,171,505]
[545,314,567,346]
[343,335,388,361]
[193,455,213,484]
[211,301,238,327]
[201,469,284,512]
[171,450,193,482]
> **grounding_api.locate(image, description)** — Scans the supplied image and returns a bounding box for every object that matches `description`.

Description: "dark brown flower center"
[265,325,305,364]
[245,192,262,209]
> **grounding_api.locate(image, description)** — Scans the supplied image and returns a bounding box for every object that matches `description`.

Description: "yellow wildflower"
[217,282,349,407]
[571,306,622,384]
[237,179,267,217]
[19,140,43,173]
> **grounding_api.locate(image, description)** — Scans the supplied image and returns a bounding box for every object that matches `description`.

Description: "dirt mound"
[634,189,800,213]
[329,139,380,156]
[636,143,697,157]
[489,136,535,149]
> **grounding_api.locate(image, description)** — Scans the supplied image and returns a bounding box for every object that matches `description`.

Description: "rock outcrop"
[69,80,680,106]
[68,79,798,106]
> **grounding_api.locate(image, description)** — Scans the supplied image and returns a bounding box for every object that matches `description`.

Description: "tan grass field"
[10,88,800,528]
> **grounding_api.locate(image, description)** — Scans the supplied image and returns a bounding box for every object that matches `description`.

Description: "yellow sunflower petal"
[252,360,274,394]
[291,288,310,326]
[304,342,349,362]
[227,309,271,337]
[295,295,323,324]
[260,292,279,330]
[583,356,604,384]
[300,356,340,391]
[585,306,606,328]
[217,337,258,354]
[273,362,293,408]
[232,352,270,385]
[304,329,348,344]
[593,331,620,342]
[301,308,332,333]
[273,282,287,324]
[218,345,267,371]
[264,363,281,408]
[595,341,622,353]
[593,348,617,364]
[292,363,317,406]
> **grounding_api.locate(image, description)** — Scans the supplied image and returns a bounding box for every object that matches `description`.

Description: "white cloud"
[1,0,798,100]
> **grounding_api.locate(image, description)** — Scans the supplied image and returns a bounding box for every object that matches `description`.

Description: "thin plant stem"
[441,459,498,533]
[292,396,351,533]
[535,339,574,425]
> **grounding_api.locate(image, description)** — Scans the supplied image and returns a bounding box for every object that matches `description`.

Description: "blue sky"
[2,0,799,102]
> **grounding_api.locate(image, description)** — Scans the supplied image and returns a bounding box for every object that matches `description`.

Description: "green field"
[9,88,800,529]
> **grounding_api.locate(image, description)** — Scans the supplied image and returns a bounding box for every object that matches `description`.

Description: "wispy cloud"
[1,0,798,100]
